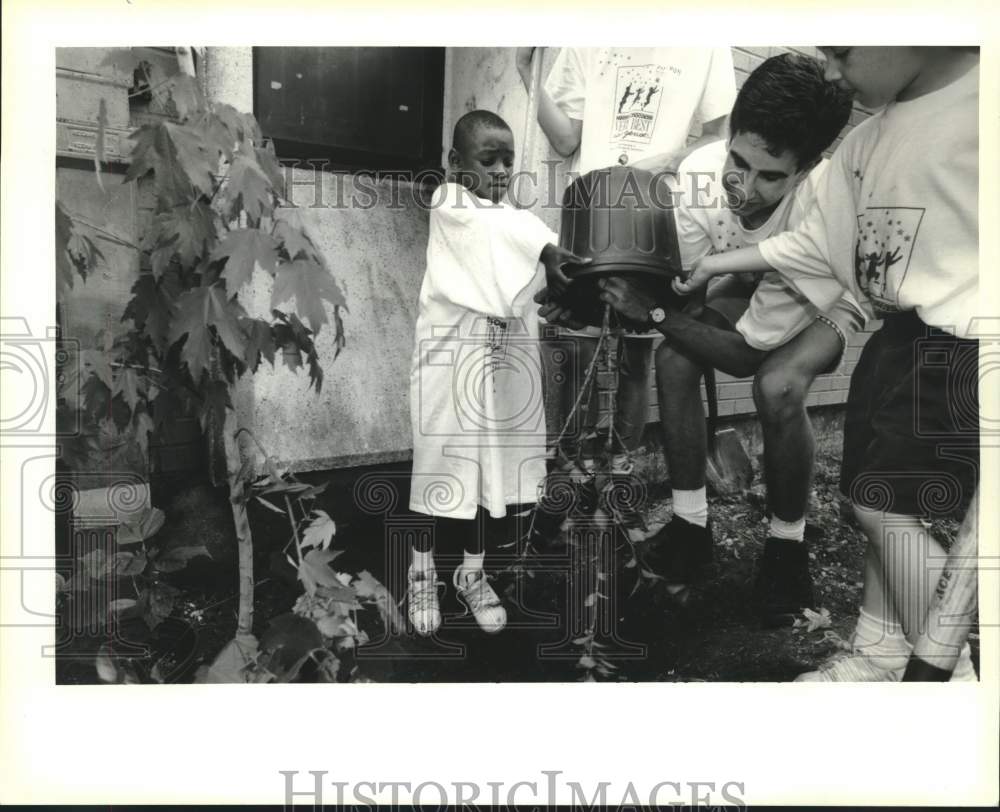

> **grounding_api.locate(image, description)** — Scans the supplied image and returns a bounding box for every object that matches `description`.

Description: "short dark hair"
[729,53,853,171]
[452,109,512,154]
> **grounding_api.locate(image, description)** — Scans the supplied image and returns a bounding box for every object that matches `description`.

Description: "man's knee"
[753,365,810,421]
[655,341,701,384]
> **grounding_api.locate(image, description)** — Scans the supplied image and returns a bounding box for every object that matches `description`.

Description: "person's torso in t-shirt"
[548,47,727,174]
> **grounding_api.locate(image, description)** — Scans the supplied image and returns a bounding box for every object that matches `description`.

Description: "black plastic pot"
[557,166,684,328]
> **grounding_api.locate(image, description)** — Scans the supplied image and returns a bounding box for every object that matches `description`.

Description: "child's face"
[818,47,924,109]
[449,125,515,204]
[721,131,809,219]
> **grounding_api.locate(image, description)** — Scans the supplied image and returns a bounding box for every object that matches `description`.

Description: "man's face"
[818,46,922,110]
[449,125,515,203]
[721,131,807,219]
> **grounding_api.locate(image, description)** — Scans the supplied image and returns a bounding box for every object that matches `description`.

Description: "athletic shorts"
[704,273,865,373]
[840,311,979,519]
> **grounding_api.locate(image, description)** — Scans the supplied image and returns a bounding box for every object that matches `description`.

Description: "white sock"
[853,608,909,655]
[672,487,708,527]
[411,548,436,573]
[461,550,485,579]
[769,516,806,542]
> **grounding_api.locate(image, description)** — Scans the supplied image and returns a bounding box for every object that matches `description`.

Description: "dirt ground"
[56,446,978,684]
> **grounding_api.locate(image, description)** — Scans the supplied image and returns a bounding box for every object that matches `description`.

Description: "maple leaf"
[148,202,217,269]
[212,228,280,295]
[220,154,274,222]
[164,74,205,122]
[125,121,216,205]
[243,113,263,146]
[195,111,238,162]
[298,548,347,597]
[56,203,76,296]
[109,550,148,577]
[240,318,276,372]
[273,219,316,260]
[271,256,346,335]
[112,367,145,414]
[794,607,833,633]
[79,349,115,390]
[255,143,285,198]
[153,544,210,573]
[272,310,323,392]
[169,284,248,381]
[352,570,406,634]
[57,206,104,296]
[301,510,336,551]
[213,104,248,143]
[123,272,176,351]
[79,375,112,425]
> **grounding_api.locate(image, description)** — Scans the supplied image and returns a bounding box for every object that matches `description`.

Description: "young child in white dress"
[408,110,586,635]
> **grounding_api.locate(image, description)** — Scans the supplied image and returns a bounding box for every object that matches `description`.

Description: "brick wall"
[645,46,876,424]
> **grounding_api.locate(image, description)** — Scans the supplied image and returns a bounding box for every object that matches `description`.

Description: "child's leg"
[457,509,486,579]
[453,507,507,634]
[410,519,436,572]
[407,523,442,636]
[854,506,949,651]
[799,313,979,680]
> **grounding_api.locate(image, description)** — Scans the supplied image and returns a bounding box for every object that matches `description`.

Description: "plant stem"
[229,474,255,637]
[285,495,303,566]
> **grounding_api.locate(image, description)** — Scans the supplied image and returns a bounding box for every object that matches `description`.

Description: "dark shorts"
[841,311,979,518]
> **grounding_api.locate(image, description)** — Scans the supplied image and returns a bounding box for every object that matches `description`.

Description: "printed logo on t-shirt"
[854,206,924,312]
[610,64,665,147]
[486,315,509,366]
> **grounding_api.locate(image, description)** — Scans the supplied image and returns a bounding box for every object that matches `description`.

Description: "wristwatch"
[648,306,667,327]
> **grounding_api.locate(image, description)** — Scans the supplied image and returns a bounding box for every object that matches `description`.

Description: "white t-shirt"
[759,63,979,338]
[410,183,558,519]
[675,140,864,350]
[545,47,737,175]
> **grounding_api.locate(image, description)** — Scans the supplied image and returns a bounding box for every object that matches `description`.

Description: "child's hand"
[540,244,589,298]
[672,256,716,296]
[534,287,586,331]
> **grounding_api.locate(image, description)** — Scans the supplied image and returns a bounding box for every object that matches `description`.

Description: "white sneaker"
[795,649,908,682]
[407,567,441,636]
[454,567,506,634]
[945,643,978,681]
[796,642,978,682]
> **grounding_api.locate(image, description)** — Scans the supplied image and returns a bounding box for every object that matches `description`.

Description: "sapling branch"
[284,495,303,566]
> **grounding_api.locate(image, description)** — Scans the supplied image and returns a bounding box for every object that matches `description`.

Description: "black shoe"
[753,537,814,628]
[643,515,714,584]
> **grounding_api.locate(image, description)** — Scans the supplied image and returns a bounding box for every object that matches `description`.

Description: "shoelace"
[406,571,443,614]
[454,570,500,615]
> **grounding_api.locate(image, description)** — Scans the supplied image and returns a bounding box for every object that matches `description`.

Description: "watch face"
[650,307,666,324]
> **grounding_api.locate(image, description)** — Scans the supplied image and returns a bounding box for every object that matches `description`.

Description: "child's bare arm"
[672,245,773,296]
